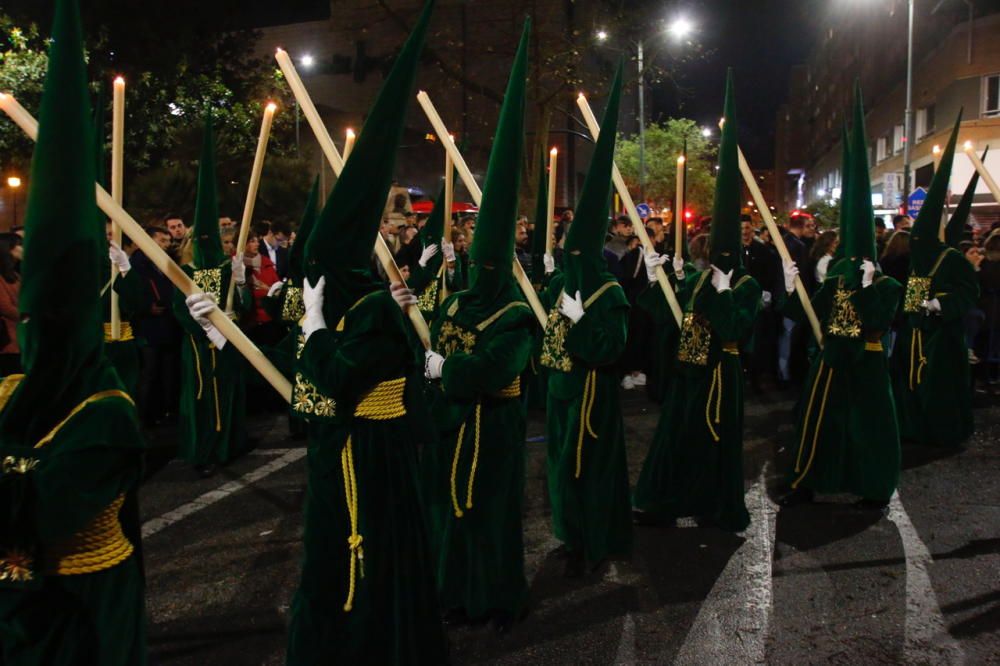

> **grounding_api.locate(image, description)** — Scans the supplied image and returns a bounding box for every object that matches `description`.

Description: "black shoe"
[195,464,217,479]
[778,487,814,507]
[563,551,585,579]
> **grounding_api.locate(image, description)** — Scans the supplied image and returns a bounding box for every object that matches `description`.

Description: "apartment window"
[984,74,1000,117]
[893,124,905,153]
[877,137,888,162]
[916,105,936,138]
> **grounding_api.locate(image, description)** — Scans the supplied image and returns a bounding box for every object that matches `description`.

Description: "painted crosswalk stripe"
[141,448,307,539]
[674,464,778,665]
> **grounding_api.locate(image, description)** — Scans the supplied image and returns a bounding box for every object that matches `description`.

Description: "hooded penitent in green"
[945,148,985,249]
[523,154,553,410]
[172,117,250,469]
[287,2,448,663]
[539,62,633,567]
[783,84,903,501]
[422,18,536,624]
[633,69,761,531]
[891,113,979,448]
[0,1,146,663]
[833,124,852,262]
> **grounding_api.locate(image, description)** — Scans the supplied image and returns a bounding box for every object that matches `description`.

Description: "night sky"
[648,0,821,166]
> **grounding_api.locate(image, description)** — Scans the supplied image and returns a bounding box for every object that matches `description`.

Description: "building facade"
[776,2,1000,232]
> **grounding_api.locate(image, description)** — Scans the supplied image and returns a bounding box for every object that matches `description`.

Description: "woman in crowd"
[0,236,20,376]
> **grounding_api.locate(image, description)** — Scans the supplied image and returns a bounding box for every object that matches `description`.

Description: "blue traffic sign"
[907,187,927,216]
[636,203,652,219]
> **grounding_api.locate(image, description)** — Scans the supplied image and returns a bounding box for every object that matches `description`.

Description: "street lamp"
[7,176,21,228]
[597,18,696,203]
[701,127,712,138]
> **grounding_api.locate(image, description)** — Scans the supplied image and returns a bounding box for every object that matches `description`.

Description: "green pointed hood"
[833,123,851,261]
[287,176,320,286]
[946,147,986,249]
[709,69,742,272]
[564,61,623,296]
[530,151,550,284]
[304,0,434,318]
[191,116,224,268]
[2,0,114,441]
[911,111,962,273]
[467,18,530,302]
[839,82,877,265]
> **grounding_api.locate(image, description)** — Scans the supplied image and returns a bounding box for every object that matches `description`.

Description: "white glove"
[442,240,456,263]
[782,258,799,294]
[185,293,227,349]
[644,250,667,283]
[559,290,585,324]
[267,280,284,298]
[860,259,876,288]
[710,265,733,292]
[109,241,131,275]
[231,255,247,286]
[922,298,942,314]
[424,350,445,379]
[302,276,327,340]
[418,244,439,268]
[761,290,773,307]
[390,281,417,310]
[672,254,685,279]
[543,253,556,274]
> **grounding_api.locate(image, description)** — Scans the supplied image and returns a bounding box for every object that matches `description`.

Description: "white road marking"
[887,491,965,665]
[141,448,307,539]
[249,447,305,456]
[613,613,637,666]
[674,464,778,665]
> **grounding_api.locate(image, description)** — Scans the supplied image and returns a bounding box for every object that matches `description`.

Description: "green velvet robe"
[172,263,250,466]
[784,269,903,501]
[632,269,761,531]
[286,290,448,666]
[101,266,149,396]
[423,294,534,619]
[0,367,146,666]
[410,256,463,324]
[891,248,979,447]
[540,273,632,564]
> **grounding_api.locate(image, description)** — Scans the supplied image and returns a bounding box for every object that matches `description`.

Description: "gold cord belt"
[705,362,724,442]
[792,361,835,489]
[575,369,599,479]
[103,322,134,342]
[45,494,134,576]
[341,376,408,612]
[450,400,482,518]
[909,329,927,390]
[493,376,521,399]
[865,341,884,352]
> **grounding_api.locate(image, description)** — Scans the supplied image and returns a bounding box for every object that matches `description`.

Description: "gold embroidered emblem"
[903,276,931,314]
[416,279,441,317]
[282,287,305,322]
[0,548,34,583]
[677,312,711,366]
[292,333,337,418]
[2,456,39,475]
[193,268,223,302]
[540,295,573,372]
[827,288,862,338]
[437,320,477,357]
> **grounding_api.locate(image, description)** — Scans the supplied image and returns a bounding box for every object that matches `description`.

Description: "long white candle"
[110,76,125,339]
[343,128,356,161]
[226,102,276,314]
[964,141,1000,204]
[675,154,685,260]
[546,148,557,256]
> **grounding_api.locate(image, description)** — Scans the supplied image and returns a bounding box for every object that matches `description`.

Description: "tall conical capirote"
[910,110,962,273]
[708,68,742,272]
[946,146,987,249]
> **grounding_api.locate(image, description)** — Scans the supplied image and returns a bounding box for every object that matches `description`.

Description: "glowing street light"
[6,177,21,189]
[7,176,21,227]
[701,127,712,138]
[596,29,609,42]
[300,54,315,68]
[668,17,694,40]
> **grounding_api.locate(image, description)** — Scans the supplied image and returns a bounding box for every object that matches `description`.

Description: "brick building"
[776,2,1000,231]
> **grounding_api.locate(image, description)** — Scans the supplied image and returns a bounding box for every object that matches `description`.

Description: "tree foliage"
[614,118,717,216]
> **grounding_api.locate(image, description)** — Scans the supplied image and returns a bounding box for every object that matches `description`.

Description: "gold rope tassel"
[795,360,826,472]
[341,436,363,612]
[210,348,221,432]
[705,363,724,442]
[450,401,483,517]
[464,401,482,511]
[190,336,204,400]
[792,365,834,489]
[575,370,598,479]
[450,419,468,518]
[915,329,927,386]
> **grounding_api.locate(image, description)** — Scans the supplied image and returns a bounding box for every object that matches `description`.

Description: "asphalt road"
[139,383,1000,665]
